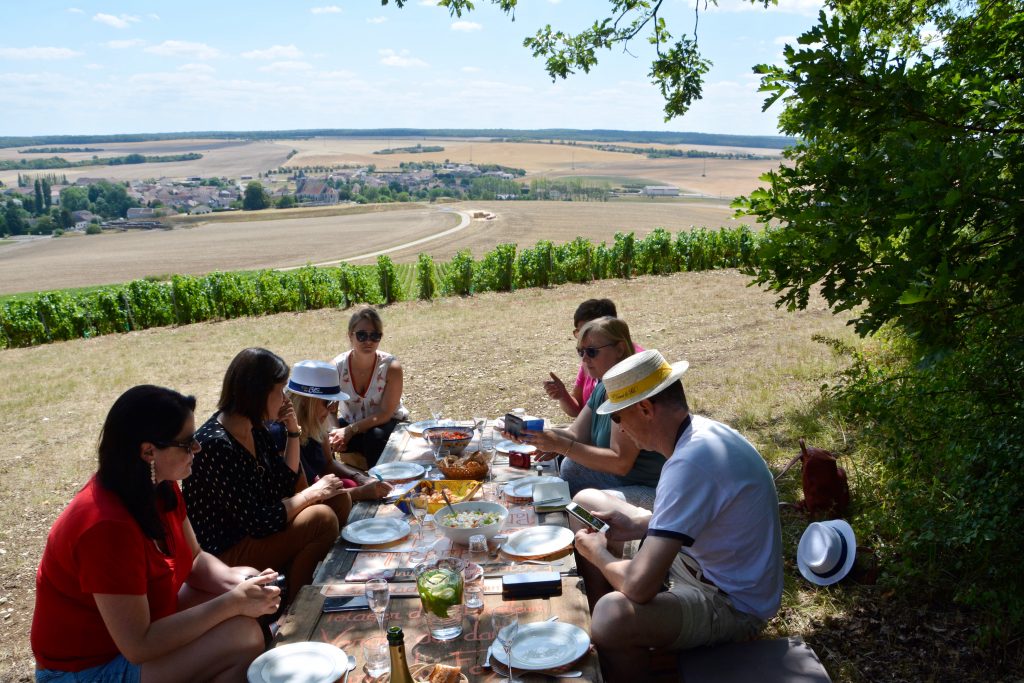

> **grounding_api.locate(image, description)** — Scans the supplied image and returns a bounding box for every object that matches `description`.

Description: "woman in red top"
[31,385,280,682]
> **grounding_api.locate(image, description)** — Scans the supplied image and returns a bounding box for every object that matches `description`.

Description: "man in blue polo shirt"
[573,350,783,680]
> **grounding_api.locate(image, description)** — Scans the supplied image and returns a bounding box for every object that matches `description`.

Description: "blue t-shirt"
[587,383,664,487]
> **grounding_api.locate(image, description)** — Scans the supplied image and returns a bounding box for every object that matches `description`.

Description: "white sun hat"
[286,360,350,402]
[595,349,689,415]
[797,519,857,586]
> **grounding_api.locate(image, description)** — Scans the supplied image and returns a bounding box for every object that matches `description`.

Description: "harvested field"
[0,201,752,294]
[287,138,779,198]
[0,138,293,187]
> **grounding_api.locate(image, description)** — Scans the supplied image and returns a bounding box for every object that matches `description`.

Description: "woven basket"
[436,459,489,480]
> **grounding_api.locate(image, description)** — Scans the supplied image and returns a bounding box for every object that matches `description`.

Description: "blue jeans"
[36,655,141,683]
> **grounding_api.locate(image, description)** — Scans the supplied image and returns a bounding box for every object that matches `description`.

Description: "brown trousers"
[218,497,349,600]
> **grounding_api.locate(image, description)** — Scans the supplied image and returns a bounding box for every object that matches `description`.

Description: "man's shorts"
[636,553,764,650]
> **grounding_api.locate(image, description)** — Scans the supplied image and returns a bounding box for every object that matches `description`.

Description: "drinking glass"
[365,578,390,637]
[491,604,521,683]
[473,415,487,450]
[428,399,443,422]
[361,636,389,677]
[415,557,465,641]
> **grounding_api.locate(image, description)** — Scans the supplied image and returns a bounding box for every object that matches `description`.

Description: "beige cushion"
[680,636,832,683]
[335,451,368,471]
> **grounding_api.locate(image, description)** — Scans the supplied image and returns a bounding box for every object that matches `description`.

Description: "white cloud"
[258,61,313,73]
[418,0,441,6]
[773,35,797,46]
[367,16,388,24]
[84,63,103,70]
[451,20,482,32]
[92,13,140,29]
[461,66,481,73]
[0,46,83,60]
[148,13,160,20]
[379,49,428,68]
[547,0,562,3]
[66,7,84,13]
[311,5,341,13]
[106,39,145,49]
[241,45,303,60]
[179,63,216,74]
[144,41,220,60]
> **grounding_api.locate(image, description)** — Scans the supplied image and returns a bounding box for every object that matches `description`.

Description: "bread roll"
[427,663,461,683]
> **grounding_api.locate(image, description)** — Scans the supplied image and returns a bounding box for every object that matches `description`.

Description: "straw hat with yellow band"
[595,349,689,415]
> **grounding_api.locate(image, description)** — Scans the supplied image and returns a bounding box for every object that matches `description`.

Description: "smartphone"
[565,502,609,533]
[504,413,525,438]
[322,595,370,613]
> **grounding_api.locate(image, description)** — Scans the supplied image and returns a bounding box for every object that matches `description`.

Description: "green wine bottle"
[387,625,415,683]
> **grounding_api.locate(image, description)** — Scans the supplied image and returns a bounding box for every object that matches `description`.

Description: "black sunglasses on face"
[577,343,615,358]
[610,413,623,424]
[155,435,199,453]
[355,330,383,343]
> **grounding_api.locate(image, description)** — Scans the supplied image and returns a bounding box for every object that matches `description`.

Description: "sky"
[0,0,825,138]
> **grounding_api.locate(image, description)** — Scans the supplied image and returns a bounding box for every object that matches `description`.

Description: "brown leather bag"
[776,438,850,519]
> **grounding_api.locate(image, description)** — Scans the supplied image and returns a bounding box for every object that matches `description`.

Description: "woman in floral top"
[328,307,409,468]
[184,348,351,602]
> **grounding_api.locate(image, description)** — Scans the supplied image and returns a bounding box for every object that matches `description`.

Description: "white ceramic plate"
[501,525,575,558]
[247,642,349,683]
[406,419,440,437]
[340,517,412,545]
[502,475,563,499]
[491,621,590,671]
[495,440,537,455]
[368,462,426,482]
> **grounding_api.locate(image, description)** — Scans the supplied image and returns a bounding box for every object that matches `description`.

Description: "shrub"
[443,249,475,296]
[515,240,554,289]
[636,227,675,275]
[416,253,437,300]
[171,275,213,324]
[85,224,101,235]
[475,243,516,293]
[126,279,174,328]
[0,299,46,347]
[610,232,635,278]
[827,315,1024,640]
[555,237,594,284]
[376,255,404,305]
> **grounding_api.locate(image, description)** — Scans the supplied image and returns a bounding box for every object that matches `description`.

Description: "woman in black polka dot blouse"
[183,348,350,601]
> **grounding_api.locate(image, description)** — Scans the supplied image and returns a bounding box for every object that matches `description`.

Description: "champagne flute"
[491,604,521,683]
[428,399,443,424]
[365,578,390,637]
[473,415,487,451]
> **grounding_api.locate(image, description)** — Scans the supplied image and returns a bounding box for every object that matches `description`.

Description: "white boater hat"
[797,519,857,586]
[595,349,689,415]
[287,360,350,402]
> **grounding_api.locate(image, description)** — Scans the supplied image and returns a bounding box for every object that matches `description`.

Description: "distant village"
[0,160,681,237]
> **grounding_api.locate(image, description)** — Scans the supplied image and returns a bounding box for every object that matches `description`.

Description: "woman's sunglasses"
[354,330,383,343]
[576,343,615,358]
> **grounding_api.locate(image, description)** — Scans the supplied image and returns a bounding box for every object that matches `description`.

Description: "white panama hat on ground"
[595,349,689,415]
[286,360,350,402]
[797,519,857,586]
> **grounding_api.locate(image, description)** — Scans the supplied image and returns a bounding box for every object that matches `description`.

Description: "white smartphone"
[565,502,609,533]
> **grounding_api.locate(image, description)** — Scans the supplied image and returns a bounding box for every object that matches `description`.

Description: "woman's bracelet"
[563,437,576,456]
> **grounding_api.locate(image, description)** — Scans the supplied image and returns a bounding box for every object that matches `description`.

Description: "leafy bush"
[336,264,379,306]
[0,300,46,347]
[555,237,593,284]
[610,232,636,278]
[85,224,101,235]
[376,255,404,305]
[171,275,213,324]
[416,253,437,300]
[636,227,674,275]
[443,249,475,296]
[207,271,257,319]
[827,315,1024,641]
[296,266,343,310]
[516,240,554,289]
[475,243,516,293]
[91,288,130,334]
[126,279,174,328]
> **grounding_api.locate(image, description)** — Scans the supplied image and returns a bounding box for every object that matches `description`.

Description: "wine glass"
[491,604,521,683]
[428,398,443,423]
[365,578,390,637]
[473,415,487,450]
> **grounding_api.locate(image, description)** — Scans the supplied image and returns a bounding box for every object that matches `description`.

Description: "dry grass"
[0,270,861,681]
[0,200,748,294]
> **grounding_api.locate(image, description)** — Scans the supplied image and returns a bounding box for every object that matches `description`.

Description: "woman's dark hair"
[574,299,618,328]
[348,306,383,334]
[97,385,196,541]
[218,348,289,425]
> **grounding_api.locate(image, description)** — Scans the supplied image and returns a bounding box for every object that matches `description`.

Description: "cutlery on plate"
[344,547,407,553]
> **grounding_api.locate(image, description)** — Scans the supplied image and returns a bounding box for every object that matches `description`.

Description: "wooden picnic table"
[271,423,605,682]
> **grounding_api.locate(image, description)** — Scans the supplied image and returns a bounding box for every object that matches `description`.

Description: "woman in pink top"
[545,299,643,417]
